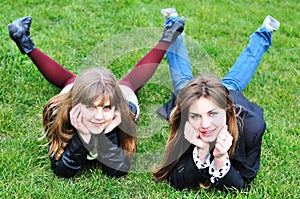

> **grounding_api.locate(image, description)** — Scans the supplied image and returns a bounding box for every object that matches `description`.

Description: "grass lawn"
[0,0,299,198]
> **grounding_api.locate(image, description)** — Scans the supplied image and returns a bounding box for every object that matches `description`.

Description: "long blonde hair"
[42,67,137,160]
[153,75,239,180]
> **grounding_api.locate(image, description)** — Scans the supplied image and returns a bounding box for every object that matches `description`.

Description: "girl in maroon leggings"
[8,16,185,178]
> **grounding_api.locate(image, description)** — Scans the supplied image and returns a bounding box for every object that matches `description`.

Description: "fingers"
[215,125,233,155]
[184,122,207,149]
[70,103,81,128]
[184,122,197,142]
[69,104,90,135]
[114,110,121,124]
[104,110,122,134]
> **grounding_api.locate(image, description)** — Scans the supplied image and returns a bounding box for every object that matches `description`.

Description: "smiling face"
[188,96,226,143]
[81,96,116,134]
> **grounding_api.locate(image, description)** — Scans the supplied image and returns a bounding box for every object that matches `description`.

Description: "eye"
[86,105,95,110]
[103,105,112,111]
[209,112,218,117]
[190,114,200,119]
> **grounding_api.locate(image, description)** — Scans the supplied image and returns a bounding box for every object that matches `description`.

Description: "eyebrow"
[189,108,218,115]
[94,100,111,107]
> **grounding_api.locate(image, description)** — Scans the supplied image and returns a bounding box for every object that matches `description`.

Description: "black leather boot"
[160,17,185,43]
[8,16,36,54]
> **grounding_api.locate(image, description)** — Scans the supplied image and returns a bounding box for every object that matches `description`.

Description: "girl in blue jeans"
[154,9,280,192]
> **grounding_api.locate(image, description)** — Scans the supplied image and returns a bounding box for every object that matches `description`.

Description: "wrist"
[209,155,231,183]
[77,130,91,144]
[214,153,228,170]
[197,147,210,163]
[193,147,211,169]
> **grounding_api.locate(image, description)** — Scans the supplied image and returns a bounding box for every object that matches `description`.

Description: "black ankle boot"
[8,16,36,54]
[160,17,185,43]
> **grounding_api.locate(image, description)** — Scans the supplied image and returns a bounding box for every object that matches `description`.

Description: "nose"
[199,115,211,129]
[94,107,103,120]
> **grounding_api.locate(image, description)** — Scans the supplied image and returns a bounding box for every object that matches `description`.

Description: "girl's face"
[81,97,116,134]
[188,97,226,143]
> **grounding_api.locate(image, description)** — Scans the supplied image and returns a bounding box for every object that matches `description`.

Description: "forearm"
[168,151,211,190]
[212,165,247,191]
[177,147,246,191]
[206,154,246,191]
[50,133,90,178]
[98,129,131,178]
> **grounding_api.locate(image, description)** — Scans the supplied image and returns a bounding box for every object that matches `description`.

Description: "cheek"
[211,114,226,128]
[103,111,115,121]
[81,109,94,120]
[188,119,199,130]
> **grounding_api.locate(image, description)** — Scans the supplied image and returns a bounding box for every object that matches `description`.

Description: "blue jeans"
[166,33,194,91]
[221,27,273,91]
[166,23,273,92]
[165,17,193,91]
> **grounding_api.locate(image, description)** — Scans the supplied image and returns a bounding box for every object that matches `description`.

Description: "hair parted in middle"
[153,75,240,180]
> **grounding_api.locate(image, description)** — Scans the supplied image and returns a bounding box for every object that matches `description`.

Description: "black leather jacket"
[157,90,266,191]
[50,127,130,178]
[48,100,137,179]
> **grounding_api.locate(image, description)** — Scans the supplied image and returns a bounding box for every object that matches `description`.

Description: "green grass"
[0,0,299,198]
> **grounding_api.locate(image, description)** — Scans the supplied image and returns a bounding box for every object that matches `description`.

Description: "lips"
[91,122,104,127]
[199,129,216,137]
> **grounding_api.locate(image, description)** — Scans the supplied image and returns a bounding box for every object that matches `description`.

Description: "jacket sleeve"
[208,90,266,191]
[49,132,90,178]
[97,128,130,178]
[167,147,211,190]
[212,114,266,191]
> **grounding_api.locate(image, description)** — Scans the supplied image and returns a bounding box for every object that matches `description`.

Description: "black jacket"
[50,127,130,178]
[157,90,266,191]
[48,100,137,179]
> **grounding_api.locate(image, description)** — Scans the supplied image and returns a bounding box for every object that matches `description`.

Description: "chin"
[89,127,104,134]
[201,136,217,143]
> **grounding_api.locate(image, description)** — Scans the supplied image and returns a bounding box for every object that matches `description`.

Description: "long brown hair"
[153,75,239,180]
[42,67,137,160]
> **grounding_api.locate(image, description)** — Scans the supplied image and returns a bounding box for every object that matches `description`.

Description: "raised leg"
[221,16,279,91]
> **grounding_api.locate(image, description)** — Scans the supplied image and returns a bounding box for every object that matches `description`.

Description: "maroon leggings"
[28,42,170,93]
